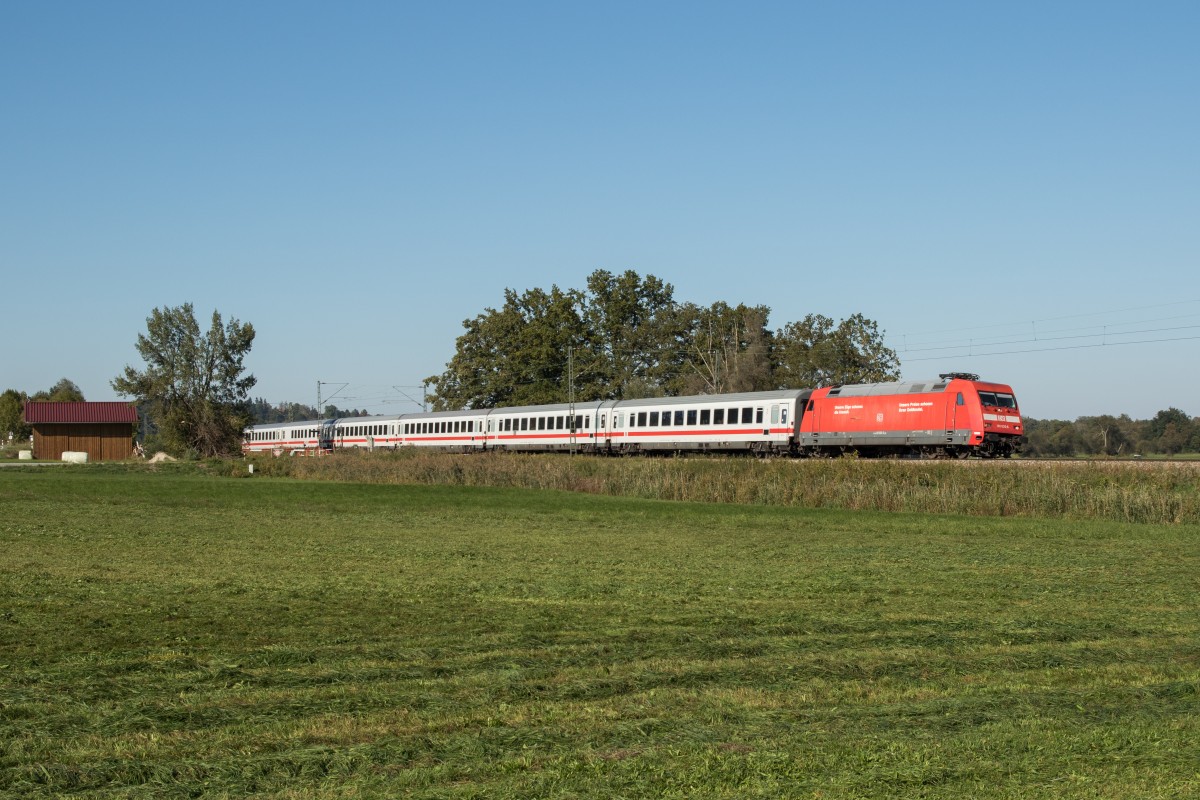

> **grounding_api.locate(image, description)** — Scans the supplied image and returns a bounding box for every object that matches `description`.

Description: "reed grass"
[242,450,1200,524]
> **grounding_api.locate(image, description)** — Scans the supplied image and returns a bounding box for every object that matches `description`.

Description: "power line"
[897,323,1200,357]
[889,300,1200,358]
[902,333,1200,362]
[890,299,1200,341]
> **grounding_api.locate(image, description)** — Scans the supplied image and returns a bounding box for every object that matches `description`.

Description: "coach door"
[318,420,336,452]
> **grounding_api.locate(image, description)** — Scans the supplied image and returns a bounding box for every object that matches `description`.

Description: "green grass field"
[2,468,1198,798]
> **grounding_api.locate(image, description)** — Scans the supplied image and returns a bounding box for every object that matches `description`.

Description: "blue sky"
[3,1,1197,420]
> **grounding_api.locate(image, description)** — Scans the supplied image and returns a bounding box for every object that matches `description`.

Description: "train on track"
[243,373,1023,459]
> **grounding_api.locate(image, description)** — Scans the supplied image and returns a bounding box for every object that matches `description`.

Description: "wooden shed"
[24,402,139,461]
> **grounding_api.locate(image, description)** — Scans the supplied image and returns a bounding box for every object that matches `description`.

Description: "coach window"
[536,417,544,430]
[673,410,684,426]
[700,409,710,425]
[742,408,753,424]
[687,410,697,425]
[727,407,738,424]
[585,416,590,429]
[756,408,764,424]
[636,411,646,427]
[648,411,659,426]
[713,409,724,425]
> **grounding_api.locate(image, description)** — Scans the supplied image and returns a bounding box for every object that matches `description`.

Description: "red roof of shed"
[24,402,139,424]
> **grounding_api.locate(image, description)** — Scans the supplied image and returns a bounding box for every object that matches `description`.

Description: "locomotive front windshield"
[978,391,1018,410]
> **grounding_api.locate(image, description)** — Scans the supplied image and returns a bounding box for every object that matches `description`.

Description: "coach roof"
[614,389,811,409]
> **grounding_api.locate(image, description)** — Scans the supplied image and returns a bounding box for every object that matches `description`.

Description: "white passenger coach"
[243,389,812,457]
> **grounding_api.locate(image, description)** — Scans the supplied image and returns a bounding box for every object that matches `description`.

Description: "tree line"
[1022,408,1200,457]
[426,269,901,410]
[247,399,374,424]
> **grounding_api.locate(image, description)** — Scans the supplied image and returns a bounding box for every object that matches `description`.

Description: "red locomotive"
[798,373,1022,458]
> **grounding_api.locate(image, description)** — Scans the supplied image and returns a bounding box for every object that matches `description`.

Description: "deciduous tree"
[31,378,86,402]
[774,313,900,387]
[677,302,775,395]
[426,286,588,410]
[0,389,30,442]
[112,304,255,457]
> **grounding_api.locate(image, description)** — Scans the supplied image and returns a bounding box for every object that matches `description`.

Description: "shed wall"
[32,424,135,461]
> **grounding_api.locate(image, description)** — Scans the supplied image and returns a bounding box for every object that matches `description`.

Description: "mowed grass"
[1,470,1198,798]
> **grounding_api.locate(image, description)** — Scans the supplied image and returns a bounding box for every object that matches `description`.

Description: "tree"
[676,302,775,395]
[31,378,86,402]
[112,304,256,457]
[426,285,588,410]
[1146,407,1193,454]
[0,389,30,442]
[580,270,687,399]
[427,272,902,409]
[774,313,900,387]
